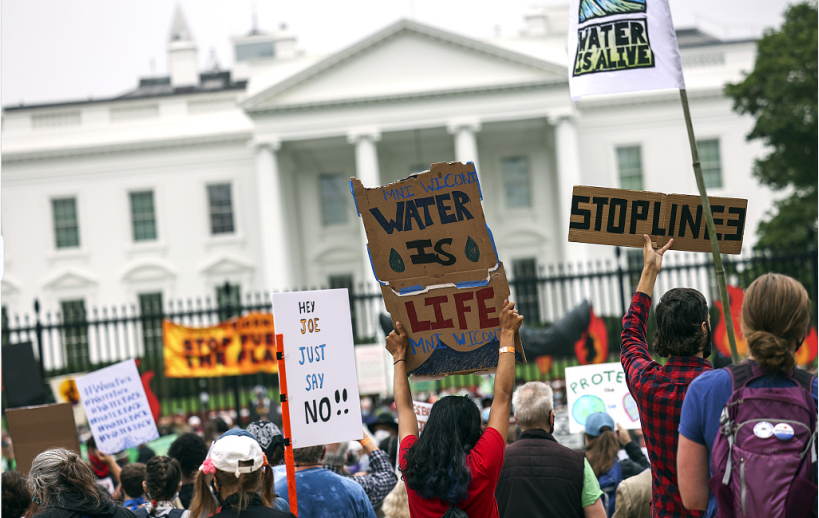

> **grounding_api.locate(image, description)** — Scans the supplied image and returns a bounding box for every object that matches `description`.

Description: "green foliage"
[724,2,818,249]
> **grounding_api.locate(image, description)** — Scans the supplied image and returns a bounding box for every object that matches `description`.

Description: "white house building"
[2,6,770,355]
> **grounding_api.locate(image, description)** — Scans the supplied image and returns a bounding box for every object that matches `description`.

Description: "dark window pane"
[216,283,242,321]
[697,139,722,189]
[139,293,164,356]
[512,259,540,325]
[130,191,157,241]
[208,184,235,234]
[320,174,349,226]
[53,198,80,248]
[617,146,643,191]
[502,157,532,208]
[61,299,88,369]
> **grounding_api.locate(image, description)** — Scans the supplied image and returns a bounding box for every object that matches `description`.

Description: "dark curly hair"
[402,396,481,506]
[145,456,182,504]
[653,288,708,357]
[168,432,208,480]
[3,471,31,518]
[119,463,146,499]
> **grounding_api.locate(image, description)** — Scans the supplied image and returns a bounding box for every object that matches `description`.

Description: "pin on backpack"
[709,362,817,518]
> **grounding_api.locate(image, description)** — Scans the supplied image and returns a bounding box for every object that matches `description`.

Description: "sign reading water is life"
[273,289,363,449]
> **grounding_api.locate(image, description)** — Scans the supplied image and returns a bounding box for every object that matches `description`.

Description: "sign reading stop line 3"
[568,186,747,253]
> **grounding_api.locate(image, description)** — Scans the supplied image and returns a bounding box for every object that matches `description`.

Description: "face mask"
[702,322,713,359]
[374,430,391,443]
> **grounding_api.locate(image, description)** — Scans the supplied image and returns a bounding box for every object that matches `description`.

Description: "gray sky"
[2,0,795,106]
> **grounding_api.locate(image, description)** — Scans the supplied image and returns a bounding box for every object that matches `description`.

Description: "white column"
[348,130,382,284]
[448,121,483,183]
[254,139,293,291]
[554,116,587,264]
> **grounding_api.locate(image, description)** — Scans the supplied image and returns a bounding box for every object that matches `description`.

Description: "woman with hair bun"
[134,456,188,518]
[25,448,135,518]
[678,273,818,517]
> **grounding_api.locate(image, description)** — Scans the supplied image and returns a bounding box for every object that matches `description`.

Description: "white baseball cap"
[200,433,265,478]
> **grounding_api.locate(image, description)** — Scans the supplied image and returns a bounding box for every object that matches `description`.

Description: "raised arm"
[487,299,524,436]
[385,321,419,442]
[621,235,674,376]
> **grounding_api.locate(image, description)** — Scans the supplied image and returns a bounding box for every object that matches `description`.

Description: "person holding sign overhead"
[620,236,712,518]
[387,299,523,518]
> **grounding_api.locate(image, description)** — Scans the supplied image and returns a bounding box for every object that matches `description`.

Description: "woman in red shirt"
[386,299,523,518]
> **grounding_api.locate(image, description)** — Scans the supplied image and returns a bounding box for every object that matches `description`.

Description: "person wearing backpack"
[678,273,818,518]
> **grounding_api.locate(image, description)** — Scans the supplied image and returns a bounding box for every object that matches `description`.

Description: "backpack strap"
[791,367,816,395]
[726,362,755,390]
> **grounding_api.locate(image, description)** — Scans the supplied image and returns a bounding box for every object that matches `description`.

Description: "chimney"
[168,6,199,88]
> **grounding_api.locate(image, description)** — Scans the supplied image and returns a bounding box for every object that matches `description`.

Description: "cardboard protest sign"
[568,186,747,254]
[351,162,525,380]
[565,362,640,434]
[413,401,433,433]
[163,313,277,377]
[273,289,363,449]
[354,344,389,395]
[6,403,80,474]
[76,359,160,454]
[568,0,685,100]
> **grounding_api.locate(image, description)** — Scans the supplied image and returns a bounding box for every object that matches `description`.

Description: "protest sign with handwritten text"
[568,186,747,253]
[76,360,159,454]
[352,162,525,380]
[273,289,363,449]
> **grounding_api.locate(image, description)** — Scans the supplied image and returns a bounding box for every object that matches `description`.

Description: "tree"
[725,1,818,249]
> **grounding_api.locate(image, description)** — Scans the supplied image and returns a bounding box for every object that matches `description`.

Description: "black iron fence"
[2,246,816,420]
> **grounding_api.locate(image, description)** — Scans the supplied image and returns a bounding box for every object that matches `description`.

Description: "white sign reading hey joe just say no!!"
[273,289,363,449]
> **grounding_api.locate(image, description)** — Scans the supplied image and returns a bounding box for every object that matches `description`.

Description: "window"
[216,283,242,321]
[616,146,643,190]
[329,275,359,341]
[130,191,157,242]
[139,293,164,356]
[208,184,235,235]
[52,198,79,249]
[61,300,88,369]
[502,157,532,209]
[320,174,349,226]
[698,139,722,189]
[512,258,540,325]
[235,42,275,62]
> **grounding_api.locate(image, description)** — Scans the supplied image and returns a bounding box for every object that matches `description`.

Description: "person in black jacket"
[26,448,137,518]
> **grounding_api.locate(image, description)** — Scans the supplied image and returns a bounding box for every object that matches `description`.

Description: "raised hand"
[500,299,524,333]
[642,234,674,275]
[386,321,409,361]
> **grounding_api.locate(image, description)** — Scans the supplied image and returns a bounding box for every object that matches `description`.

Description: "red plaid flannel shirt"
[621,292,711,518]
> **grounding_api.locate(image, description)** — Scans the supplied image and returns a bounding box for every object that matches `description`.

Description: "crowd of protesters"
[2,234,817,517]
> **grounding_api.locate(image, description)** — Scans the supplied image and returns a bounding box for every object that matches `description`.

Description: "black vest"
[495,429,586,518]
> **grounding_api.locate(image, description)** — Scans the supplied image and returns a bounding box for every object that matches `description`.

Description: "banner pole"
[275,333,299,516]
[679,89,740,364]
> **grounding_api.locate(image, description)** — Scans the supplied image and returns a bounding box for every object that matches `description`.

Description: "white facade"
[2,8,771,325]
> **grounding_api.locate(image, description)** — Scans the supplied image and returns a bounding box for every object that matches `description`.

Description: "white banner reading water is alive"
[568,0,685,100]
[76,359,159,454]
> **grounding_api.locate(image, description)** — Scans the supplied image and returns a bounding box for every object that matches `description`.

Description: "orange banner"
[163,313,277,378]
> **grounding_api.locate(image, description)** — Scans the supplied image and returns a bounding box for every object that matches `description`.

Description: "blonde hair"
[381,481,410,518]
[742,273,811,375]
[188,462,274,518]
